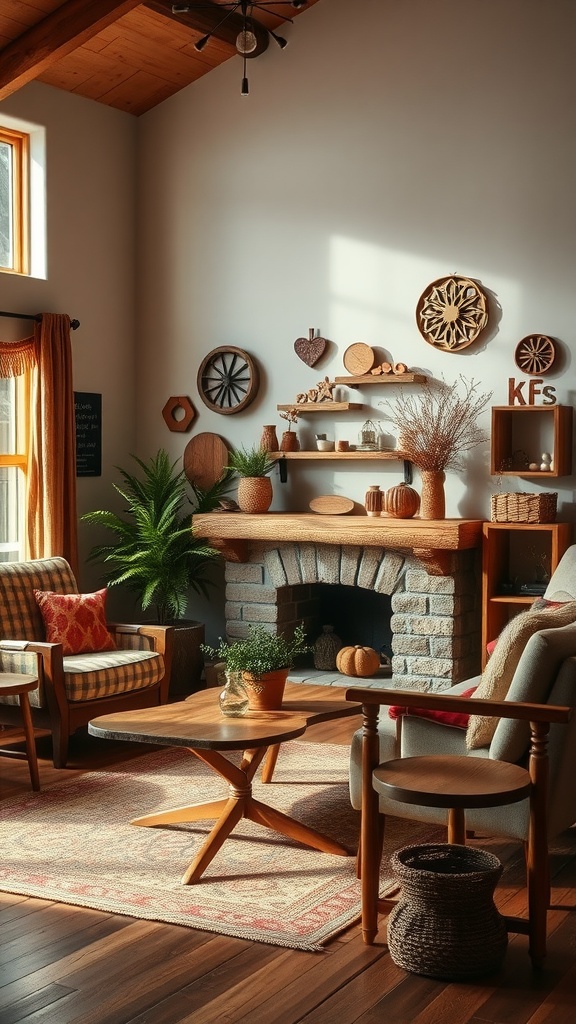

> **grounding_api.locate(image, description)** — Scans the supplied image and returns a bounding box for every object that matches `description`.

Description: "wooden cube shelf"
[490,405,573,477]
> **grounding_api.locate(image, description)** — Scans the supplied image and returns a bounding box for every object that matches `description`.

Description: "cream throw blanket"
[466,601,576,749]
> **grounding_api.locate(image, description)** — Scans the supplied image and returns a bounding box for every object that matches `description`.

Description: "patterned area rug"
[0,741,439,951]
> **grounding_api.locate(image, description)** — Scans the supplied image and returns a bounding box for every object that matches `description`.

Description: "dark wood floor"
[2,717,576,1024]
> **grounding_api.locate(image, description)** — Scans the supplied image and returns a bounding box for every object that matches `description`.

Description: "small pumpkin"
[384,482,420,519]
[336,645,380,678]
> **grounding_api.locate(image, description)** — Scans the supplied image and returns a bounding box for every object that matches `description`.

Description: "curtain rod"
[0,310,80,330]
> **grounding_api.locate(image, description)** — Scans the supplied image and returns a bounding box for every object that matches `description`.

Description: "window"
[0,127,29,275]
[0,372,30,561]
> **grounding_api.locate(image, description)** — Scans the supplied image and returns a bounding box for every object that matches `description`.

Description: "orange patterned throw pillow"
[34,589,116,656]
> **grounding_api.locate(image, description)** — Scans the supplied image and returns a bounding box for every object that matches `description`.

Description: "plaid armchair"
[0,557,173,767]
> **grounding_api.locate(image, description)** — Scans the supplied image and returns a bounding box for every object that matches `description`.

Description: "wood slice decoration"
[514,335,556,375]
[309,495,355,515]
[294,328,327,367]
[416,275,488,352]
[343,343,375,375]
[183,432,229,490]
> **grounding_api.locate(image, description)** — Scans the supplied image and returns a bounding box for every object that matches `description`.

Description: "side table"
[0,673,41,791]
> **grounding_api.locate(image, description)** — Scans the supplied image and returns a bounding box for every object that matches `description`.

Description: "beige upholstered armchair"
[0,557,173,768]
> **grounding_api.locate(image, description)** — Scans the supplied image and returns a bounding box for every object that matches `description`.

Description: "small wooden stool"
[0,673,41,791]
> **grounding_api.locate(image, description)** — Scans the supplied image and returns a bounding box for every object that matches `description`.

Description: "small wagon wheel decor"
[197,345,259,414]
[416,274,489,352]
[514,334,556,376]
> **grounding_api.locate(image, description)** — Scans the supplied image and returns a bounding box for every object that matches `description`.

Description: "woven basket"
[490,491,557,524]
[386,844,508,979]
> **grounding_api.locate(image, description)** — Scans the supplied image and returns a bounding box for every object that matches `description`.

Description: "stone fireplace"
[193,512,484,693]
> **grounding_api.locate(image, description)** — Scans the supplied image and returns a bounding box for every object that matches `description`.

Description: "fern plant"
[226,445,276,478]
[82,450,222,625]
[202,623,311,678]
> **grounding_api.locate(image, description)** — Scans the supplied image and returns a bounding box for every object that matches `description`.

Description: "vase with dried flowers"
[380,377,492,519]
[279,408,300,451]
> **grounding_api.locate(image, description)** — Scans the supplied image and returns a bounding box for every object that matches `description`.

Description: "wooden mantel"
[192,514,483,574]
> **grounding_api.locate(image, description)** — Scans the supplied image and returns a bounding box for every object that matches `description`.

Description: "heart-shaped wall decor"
[294,328,327,367]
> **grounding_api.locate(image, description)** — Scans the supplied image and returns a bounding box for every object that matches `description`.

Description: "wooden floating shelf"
[271,450,406,461]
[334,373,427,387]
[276,402,363,413]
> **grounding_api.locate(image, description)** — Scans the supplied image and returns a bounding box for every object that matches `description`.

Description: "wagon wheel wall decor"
[416,274,489,352]
[514,335,556,376]
[197,346,259,414]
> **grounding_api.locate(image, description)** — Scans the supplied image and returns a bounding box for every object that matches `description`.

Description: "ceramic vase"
[313,625,343,670]
[242,668,290,710]
[280,430,300,452]
[364,485,383,517]
[259,424,279,452]
[420,470,446,519]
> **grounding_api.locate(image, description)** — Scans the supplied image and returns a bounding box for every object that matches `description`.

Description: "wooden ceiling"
[0,0,320,116]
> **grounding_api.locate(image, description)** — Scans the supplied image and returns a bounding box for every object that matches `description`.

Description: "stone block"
[357,549,381,589]
[226,583,278,604]
[340,546,362,586]
[241,604,278,623]
[392,634,430,656]
[391,593,428,615]
[298,543,319,584]
[264,549,288,588]
[404,656,454,678]
[390,614,455,637]
[374,551,406,595]
[225,562,264,584]
[405,570,456,595]
[278,545,303,586]
[316,545,341,585]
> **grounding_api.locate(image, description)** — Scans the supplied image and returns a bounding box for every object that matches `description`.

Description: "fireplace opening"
[308,583,393,665]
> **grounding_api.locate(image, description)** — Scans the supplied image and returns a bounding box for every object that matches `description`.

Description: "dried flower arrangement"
[279,407,300,432]
[380,376,492,471]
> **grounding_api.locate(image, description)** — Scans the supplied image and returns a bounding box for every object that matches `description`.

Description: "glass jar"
[219,670,250,717]
[358,419,378,450]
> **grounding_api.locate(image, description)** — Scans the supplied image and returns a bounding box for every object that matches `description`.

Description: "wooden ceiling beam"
[144,1,268,53]
[0,0,144,100]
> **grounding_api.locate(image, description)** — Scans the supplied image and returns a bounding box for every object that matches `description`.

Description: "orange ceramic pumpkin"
[336,645,380,677]
[384,482,420,519]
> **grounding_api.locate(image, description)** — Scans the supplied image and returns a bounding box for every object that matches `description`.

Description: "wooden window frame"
[0,126,30,276]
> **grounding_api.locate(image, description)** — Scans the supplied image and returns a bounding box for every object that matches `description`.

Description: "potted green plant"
[202,623,311,710]
[227,445,276,513]
[82,449,228,694]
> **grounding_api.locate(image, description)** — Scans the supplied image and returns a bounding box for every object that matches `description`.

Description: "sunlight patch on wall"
[326,235,522,356]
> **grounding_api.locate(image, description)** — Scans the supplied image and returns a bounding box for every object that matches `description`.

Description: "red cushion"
[33,588,116,656]
[388,686,477,729]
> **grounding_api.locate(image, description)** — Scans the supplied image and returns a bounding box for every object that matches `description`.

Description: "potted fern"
[82,449,228,693]
[227,445,276,513]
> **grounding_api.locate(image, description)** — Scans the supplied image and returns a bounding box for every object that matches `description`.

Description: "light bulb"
[236,29,258,54]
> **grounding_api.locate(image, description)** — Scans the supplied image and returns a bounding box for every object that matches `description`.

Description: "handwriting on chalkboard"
[75,392,102,477]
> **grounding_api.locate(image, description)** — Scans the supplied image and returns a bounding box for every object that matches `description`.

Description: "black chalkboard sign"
[75,392,102,477]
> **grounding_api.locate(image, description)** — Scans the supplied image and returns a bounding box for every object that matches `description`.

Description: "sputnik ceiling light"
[171,1,308,94]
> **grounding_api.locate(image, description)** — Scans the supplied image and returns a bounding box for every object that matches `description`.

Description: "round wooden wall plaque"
[343,343,375,375]
[514,334,556,376]
[416,275,488,352]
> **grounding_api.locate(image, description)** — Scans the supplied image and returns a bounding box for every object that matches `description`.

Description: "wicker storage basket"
[490,491,557,524]
[387,844,508,979]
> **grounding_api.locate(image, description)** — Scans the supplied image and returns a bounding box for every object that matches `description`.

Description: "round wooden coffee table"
[89,683,361,884]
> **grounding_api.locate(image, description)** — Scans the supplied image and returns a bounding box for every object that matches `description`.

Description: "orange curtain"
[27,313,79,574]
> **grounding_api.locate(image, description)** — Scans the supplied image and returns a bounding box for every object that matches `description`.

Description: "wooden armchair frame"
[0,623,173,768]
[346,687,572,968]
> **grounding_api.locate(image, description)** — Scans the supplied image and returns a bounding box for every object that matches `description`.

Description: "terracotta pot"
[242,668,290,710]
[237,476,273,513]
[420,470,446,519]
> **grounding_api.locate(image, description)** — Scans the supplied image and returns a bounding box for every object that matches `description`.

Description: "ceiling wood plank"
[144,0,245,44]
[0,0,144,100]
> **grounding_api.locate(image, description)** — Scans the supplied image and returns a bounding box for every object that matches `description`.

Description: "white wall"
[0,82,138,606]
[136,0,576,635]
